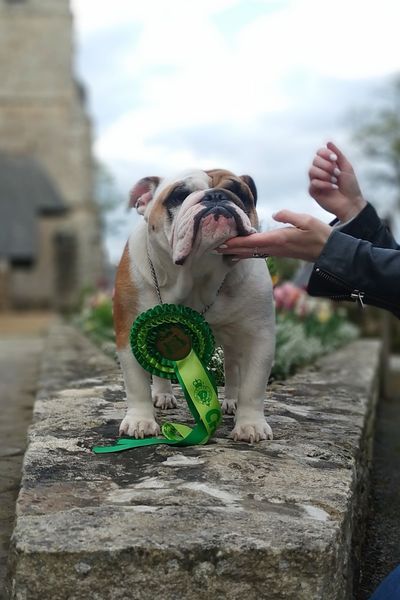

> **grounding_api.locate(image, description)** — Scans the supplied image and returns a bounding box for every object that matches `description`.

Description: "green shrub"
[74,291,114,344]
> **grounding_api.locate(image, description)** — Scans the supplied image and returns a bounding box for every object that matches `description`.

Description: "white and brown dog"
[113,169,275,443]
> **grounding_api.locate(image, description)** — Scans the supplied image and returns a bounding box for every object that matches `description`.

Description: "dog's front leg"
[151,376,178,410]
[231,335,274,443]
[118,346,160,438]
[221,356,239,415]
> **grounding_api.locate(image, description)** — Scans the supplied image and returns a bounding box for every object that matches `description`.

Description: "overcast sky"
[70,0,400,264]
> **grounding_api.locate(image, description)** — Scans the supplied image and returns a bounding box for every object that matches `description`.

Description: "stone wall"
[5,324,381,599]
[11,217,63,309]
[0,0,104,306]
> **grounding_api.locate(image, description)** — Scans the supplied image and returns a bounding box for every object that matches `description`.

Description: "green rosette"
[130,304,215,382]
[92,304,221,453]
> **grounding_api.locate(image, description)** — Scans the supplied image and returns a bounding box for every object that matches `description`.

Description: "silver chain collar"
[146,246,225,316]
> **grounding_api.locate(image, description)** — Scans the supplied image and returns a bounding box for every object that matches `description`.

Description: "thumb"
[272,209,312,230]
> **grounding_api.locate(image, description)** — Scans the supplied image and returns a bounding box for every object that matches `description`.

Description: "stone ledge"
[7,324,381,600]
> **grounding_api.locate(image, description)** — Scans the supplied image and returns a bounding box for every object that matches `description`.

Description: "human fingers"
[309,164,337,182]
[272,209,319,230]
[308,167,339,198]
[311,154,338,176]
[326,141,353,172]
[219,222,330,262]
[309,178,338,193]
[316,145,339,164]
[273,211,332,260]
[218,232,272,250]
[217,230,284,257]
[216,245,268,260]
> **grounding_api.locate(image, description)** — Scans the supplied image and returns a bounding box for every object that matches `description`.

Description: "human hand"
[309,141,366,222]
[217,210,332,262]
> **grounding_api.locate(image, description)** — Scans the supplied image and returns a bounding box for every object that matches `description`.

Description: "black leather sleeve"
[307,204,400,318]
[338,203,399,249]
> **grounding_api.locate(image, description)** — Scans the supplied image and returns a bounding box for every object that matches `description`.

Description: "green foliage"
[208,346,225,386]
[74,292,114,344]
[208,311,358,385]
[351,75,400,205]
[272,311,358,380]
[272,257,302,282]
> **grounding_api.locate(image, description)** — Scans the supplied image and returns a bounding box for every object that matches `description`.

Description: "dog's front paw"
[119,414,160,438]
[221,398,237,415]
[152,392,178,410]
[230,420,273,443]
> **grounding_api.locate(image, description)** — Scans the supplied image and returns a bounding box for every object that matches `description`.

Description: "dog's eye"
[165,186,189,210]
[224,179,251,208]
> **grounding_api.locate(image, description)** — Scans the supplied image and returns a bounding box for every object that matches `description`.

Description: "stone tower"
[0,0,104,308]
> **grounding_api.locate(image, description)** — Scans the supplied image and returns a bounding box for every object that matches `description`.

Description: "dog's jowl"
[113,169,275,443]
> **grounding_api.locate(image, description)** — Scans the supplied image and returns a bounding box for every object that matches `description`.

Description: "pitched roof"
[0,154,68,265]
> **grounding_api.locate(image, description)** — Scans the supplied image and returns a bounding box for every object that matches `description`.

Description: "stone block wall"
[5,324,381,599]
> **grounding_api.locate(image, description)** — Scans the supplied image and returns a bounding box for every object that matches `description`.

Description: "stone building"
[0,0,104,309]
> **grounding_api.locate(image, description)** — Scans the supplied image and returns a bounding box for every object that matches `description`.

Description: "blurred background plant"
[74,289,115,356]
[271,282,358,380]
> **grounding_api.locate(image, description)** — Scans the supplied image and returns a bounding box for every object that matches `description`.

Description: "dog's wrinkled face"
[130,169,259,265]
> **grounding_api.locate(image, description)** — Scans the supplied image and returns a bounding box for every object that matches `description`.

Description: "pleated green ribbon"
[92,304,221,453]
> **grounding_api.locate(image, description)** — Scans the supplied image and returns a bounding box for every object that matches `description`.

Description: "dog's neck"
[141,230,232,312]
[149,245,231,311]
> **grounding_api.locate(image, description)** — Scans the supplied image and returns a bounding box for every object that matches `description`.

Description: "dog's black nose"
[202,190,228,204]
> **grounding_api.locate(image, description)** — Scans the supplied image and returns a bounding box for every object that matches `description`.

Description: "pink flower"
[273,282,303,311]
[89,291,112,309]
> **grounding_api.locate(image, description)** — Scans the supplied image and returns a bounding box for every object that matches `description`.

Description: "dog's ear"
[240,175,257,206]
[129,176,161,214]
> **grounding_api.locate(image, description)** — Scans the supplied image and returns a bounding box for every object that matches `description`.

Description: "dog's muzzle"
[171,187,256,265]
[200,190,237,220]
[185,189,251,249]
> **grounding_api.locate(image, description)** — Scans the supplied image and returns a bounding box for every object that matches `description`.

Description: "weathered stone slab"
[7,324,381,599]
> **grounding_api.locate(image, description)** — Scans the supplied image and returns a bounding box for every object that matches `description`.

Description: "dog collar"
[146,245,225,315]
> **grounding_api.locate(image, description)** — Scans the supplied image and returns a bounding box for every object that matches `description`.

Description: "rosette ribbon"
[92,304,221,453]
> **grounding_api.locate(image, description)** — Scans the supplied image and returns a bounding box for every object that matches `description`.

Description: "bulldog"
[113,168,275,443]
